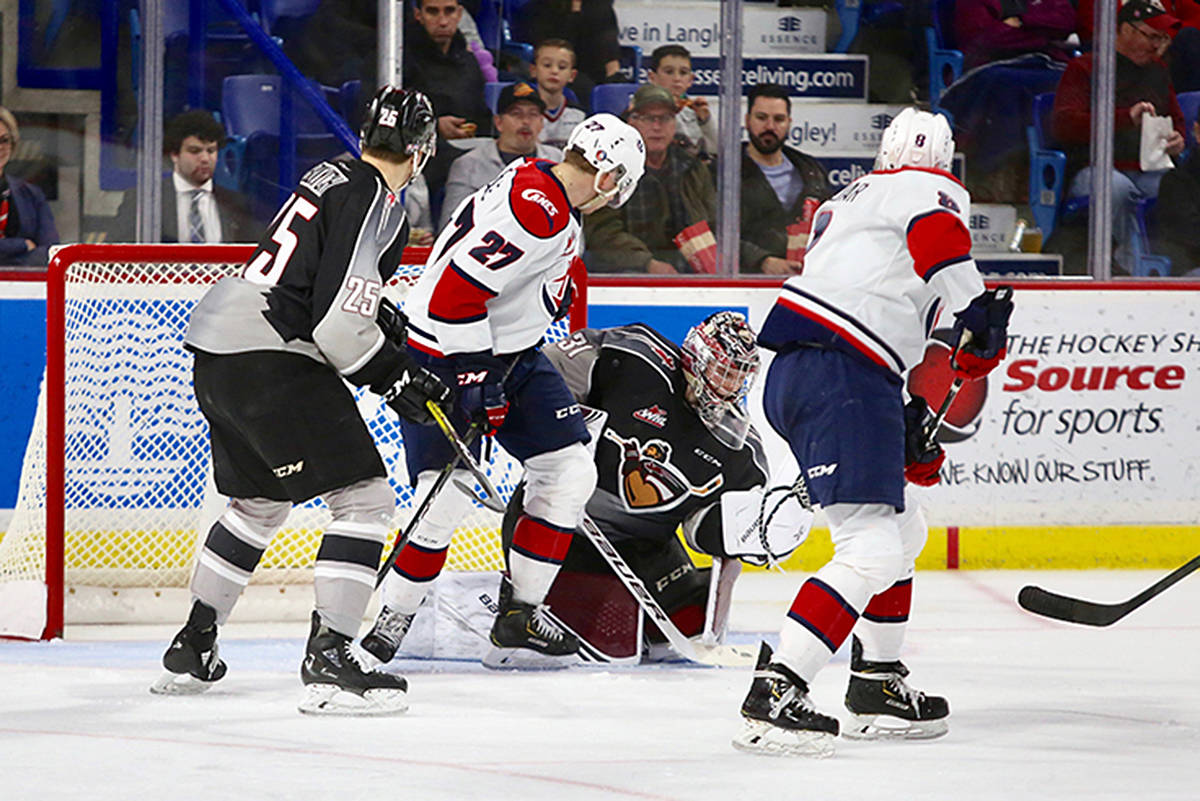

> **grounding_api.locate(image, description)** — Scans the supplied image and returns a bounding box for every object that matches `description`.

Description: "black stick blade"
[1017,585,1126,627]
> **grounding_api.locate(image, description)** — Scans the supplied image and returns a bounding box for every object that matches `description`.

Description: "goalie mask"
[360,85,437,181]
[681,311,761,450]
[566,113,646,212]
[874,107,954,173]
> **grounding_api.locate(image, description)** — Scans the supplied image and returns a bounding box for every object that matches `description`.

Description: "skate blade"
[482,646,581,671]
[149,671,218,696]
[842,712,949,741]
[731,719,836,758]
[297,683,409,717]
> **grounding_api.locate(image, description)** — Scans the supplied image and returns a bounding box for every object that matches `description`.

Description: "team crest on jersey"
[633,404,668,428]
[604,430,723,512]
[300,162,349,196]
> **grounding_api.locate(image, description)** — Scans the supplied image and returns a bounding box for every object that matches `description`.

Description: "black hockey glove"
[951,286,1013,381]
[377,354,450,426]
[376,296,408,349]
[903,396,945,487]
[452,352,510,434]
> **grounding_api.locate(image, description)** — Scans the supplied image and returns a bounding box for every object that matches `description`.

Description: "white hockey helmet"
[565,113,646,212]
[874,107,955,172]
[681,311,761,449]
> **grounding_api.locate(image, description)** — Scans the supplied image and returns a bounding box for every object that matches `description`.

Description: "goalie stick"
[578,514,757,667]
[1017,554,1200,626]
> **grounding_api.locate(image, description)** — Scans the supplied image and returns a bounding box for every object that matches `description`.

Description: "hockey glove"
[903,396,945,487]
[951,287,1014,381]
[377,354,450,426]
[376,296,408,349]
[454,353,510,433]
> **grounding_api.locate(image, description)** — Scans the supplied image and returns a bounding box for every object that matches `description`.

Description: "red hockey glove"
[904,396,945,487]
[951,287,1014,381]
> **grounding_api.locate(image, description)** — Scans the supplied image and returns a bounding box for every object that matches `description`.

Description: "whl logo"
[522,188,558,216]
[633,404,668,428]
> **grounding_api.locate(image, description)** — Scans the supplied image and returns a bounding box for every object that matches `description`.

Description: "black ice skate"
[732,642,839,758]
[360,605,417,664]
[298,611,409,716]
[150,600,227,695]
[482,595,581,670]
[842,636,949,740]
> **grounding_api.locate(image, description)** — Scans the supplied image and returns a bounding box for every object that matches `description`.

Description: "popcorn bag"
[786,197,822,263]
[673,220,719,274]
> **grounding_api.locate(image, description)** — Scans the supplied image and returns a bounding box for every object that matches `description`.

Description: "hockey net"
[0,244,586,639]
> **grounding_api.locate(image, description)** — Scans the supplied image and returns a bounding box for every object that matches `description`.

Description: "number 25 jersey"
[404,158,582,358]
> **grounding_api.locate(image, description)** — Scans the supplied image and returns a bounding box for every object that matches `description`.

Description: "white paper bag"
[1140,114,1176,172]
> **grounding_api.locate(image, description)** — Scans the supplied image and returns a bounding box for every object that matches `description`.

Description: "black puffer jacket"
[402,22,491,135]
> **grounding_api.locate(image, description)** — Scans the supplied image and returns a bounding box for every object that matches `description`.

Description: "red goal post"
[0,243,587,640]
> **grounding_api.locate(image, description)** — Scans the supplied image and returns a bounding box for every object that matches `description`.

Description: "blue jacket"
[0,175,59,266]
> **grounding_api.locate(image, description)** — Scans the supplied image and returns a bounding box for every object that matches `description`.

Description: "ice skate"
[298,612,409,716]
[482,596,581,670]
[842,636,949,740]
[732,642,839,758]
[360,605,417,664]
[150,600,227,695]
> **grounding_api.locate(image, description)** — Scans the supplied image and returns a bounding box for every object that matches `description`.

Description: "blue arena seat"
[590,83,638,118]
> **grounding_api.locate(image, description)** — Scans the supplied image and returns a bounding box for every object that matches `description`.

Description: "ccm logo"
[555,403,580,419]
[807,462,838,478]
[458,370,488,386]
[522,188,558,216]
[272,460,304,478]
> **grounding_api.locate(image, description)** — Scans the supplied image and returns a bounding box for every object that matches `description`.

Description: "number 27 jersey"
[405,158,582,358]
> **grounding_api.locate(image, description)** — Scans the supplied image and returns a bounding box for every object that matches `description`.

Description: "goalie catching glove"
[904,396,945,486]
[453,352,510,433]
[951,287,1014,380]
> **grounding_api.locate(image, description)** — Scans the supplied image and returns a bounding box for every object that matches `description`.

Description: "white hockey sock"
[777,561,875,683]
[508,514,573,606]
[854,576,913,662]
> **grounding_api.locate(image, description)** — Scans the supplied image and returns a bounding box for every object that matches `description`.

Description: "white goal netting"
[0,244,581,638]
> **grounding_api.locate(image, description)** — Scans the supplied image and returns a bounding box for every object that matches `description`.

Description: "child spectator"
[532,39,586,149]
[647,45,716,158]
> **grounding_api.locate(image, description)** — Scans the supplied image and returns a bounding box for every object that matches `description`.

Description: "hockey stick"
[426,400,505,512]
[578,514,757,667]
[1017,554,1200,626]
[376,353,525,586]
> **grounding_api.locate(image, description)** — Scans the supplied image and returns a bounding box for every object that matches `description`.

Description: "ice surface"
[2,570,1198,800]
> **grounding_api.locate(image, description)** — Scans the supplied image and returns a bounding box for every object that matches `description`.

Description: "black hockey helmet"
[360,85,436,178]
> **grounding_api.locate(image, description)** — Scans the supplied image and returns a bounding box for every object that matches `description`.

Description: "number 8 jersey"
[404,158,582,358]
[185,158,414,393]
[758,166,985,377]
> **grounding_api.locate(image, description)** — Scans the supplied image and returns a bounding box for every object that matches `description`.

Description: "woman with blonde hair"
[0,106,59,266]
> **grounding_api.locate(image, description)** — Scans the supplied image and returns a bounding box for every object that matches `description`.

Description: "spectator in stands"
[1153,118,1200,273]
[439,81,563,229]
[647,45,716,158]
[511,0,622,108]
[1052,0,1185,273]
[955,0,1078,70]
[404,0,491,140]
[722,84,831,276]
[0,107,58,266]
[583,85,717,274]
[116,110,256,244]
[532,39,586,149]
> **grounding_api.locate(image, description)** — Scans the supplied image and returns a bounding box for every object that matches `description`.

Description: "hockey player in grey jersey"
[150,87,450,716]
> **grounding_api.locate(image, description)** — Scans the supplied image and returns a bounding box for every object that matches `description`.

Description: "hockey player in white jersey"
[733,108,1014,757]
[364,114,646,669]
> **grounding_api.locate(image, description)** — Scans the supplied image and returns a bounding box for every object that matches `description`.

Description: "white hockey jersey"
[757,166,986,376]
[405,158,581,357]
